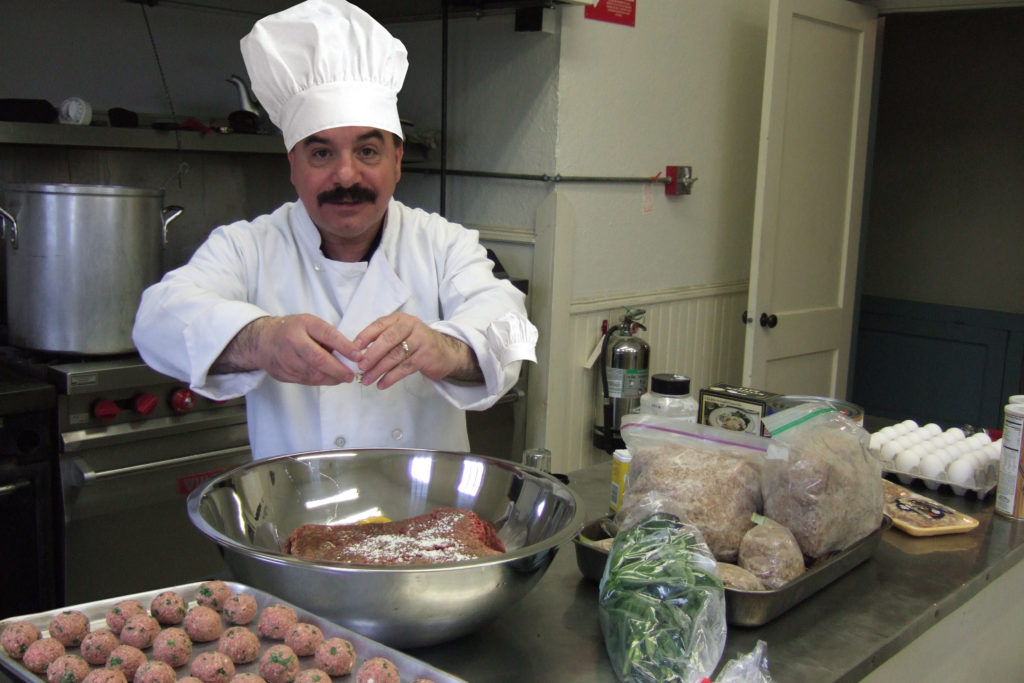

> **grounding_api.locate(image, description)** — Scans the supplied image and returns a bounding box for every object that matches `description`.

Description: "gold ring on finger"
[400,340,411,359]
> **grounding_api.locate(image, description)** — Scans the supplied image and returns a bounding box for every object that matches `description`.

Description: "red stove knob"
[170,387,196,414]
[93,398,121,423]
[133,393,159,416]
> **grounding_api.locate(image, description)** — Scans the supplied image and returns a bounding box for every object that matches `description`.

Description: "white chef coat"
[132,199,537,459]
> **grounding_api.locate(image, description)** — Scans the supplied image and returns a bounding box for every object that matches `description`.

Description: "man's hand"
[211,314,362,385]
[354,312,483,390]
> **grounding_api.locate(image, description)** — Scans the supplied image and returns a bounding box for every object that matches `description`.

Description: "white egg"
[945,427,966,442]
[953,440,974,455]
[922,423,942,437]
[880,440,902,461]
[934,447,956,466]
[919,453,946,480]
[947,457,976,487]
[899,419,919,432]
[894,450,922,473]
[869,431,890,452]
[968,432,992,446]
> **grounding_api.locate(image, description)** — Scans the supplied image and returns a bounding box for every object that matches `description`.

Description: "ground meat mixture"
[45,653,91,683]
[119,613,161,649]
[256,605,298,640]
[283,622,323,657]
[190,651,236,683]
[1,620,41,659]
[356,656,400,683]
[133,660,178,683]
[258,644,300,683]
[106,644,146,681]
[151,627,192,668]
[285,507,505,565]
[22,638,65,674]
[218,627,261,664]
[196,581,233,611]
[79,628,120,666]
[48,610,91,648]
[150,590,188,625]
[106,600,147,635]
[223,594,259,625]
[184,605,224,643]
[313,637,355,676]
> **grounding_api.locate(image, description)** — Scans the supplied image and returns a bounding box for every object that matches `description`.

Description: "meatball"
[1,620,41,659]
[49,610,91,647]
[22,638,66,674]
[149,591,187,625]
[120,614,161,649]
[107,600,147,635]
[294,670,332,683]
[132,659,177,683]
[196,580,233,611]
[46,653,91,683]
[283,622,323,657]
[356,657,400,683]
[258,644,300,683]
[190,651,236,683]
[80,628,120,666]
[230,675,267,683]
[257,604,297,640]
[217,626,261,664]
[313,637,355,676]
[83,670,128,683]
[223,594,259,626]
[106,644,147,681]
[151,627,192,668]
[183,605,224,643]
[178,678,205,683]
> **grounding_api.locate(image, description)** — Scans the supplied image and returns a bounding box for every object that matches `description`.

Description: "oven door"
[60,419,251,604]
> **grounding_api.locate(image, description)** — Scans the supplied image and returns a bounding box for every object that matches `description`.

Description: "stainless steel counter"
[411,461,1024,682]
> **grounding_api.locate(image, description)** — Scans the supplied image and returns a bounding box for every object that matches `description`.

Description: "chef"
[132,0,537,459]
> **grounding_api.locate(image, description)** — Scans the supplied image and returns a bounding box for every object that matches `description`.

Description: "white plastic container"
[638,374,698,421]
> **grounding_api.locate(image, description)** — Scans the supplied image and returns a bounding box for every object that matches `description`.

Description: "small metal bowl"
[187,448,584,648]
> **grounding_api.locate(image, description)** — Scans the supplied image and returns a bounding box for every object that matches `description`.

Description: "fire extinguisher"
[596,308,650,454]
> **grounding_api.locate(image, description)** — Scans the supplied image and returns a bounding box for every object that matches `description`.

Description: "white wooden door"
[743,0,878,398]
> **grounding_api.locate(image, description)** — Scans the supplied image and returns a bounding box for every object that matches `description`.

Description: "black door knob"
[759,313,778,328]
[741,310,753,324]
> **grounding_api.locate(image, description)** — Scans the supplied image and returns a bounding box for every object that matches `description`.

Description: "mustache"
[317,184,378,206]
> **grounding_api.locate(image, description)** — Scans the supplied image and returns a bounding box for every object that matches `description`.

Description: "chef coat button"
[334,436,346,448]
[391,428,404,441]
[314,264,322,272]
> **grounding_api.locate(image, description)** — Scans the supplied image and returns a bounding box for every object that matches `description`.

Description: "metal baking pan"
[0,580,464,683]
[574,515,892,627]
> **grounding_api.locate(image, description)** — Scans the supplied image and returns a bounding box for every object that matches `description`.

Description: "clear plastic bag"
[761,403,883,558]
[714,640,774,683]
[618,415,771,562]
[598,512,726,683]
[737,515,805,590]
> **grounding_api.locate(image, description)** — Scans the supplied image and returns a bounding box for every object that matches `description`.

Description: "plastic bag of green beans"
[598,513,726,683]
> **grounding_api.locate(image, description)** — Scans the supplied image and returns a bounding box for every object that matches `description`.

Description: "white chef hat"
[240,0,408,151]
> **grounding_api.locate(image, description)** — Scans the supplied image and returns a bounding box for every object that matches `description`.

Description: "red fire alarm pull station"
[665,165,698,196]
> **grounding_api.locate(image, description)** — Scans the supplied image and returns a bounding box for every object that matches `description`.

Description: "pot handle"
[0,206,18,249]
[161,205,184,246]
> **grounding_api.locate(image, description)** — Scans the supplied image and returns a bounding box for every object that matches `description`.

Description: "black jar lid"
[651,373,691,396]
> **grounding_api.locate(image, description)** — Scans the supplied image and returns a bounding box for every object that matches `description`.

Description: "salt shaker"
[522,447,552,472]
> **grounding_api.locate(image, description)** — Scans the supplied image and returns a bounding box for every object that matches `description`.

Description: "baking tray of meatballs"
[0,580,462,683]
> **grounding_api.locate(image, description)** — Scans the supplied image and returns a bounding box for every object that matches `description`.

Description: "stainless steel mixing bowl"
[187,448,584,648]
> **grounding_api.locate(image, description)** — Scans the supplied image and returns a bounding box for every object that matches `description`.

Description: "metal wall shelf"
[0,121,283,155]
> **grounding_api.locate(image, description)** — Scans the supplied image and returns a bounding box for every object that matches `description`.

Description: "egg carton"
[881,460,998,499]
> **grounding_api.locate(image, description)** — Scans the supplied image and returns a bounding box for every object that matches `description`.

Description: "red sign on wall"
[584,0,636,27]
